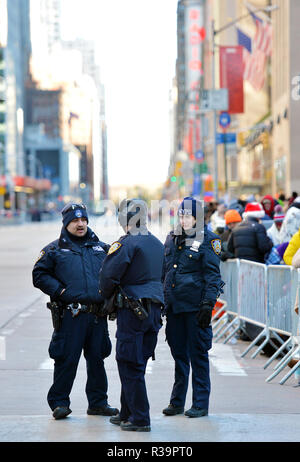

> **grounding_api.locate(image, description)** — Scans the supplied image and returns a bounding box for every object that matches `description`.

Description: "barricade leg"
[250,329,271,359]
[241,327,267,358]
[273,346,295,371]
[265,345,300,383]
[212,312,228,333]
[270,331,286,346]
[263,337,292,370]
[223,318,241,345]
[214,316,238,342]
[213,315,230,338]
[279,359,300,385]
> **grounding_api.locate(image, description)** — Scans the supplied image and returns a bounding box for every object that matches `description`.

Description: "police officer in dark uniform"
[32,203,118,420]
[162,197,223,418]
[99,199,164,432]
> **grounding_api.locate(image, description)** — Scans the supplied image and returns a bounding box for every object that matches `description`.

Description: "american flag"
[250,12,272,58]
[236,13,272,92]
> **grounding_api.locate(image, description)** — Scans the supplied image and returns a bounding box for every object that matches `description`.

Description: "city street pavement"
[1,217,300,444]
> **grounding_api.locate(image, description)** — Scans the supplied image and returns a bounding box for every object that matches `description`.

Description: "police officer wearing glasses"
[162,197,224,418]
[99,199,164,432]
[32,203,118,420]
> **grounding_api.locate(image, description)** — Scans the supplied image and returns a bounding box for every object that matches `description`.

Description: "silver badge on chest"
[190,240,201,252]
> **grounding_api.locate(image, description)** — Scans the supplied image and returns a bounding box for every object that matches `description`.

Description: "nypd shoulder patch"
[108,242,122,255]
[211,239,221,255]
[35,250,45,263]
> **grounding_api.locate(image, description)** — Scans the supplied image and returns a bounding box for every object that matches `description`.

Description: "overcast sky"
[60,0,178,188]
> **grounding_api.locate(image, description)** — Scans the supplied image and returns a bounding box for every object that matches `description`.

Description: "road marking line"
[210,343,247,376]
[146,359,153,374]
[0,336,6,360]
[39,358,54,370]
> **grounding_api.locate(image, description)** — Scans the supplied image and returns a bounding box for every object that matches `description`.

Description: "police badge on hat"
[75,210,83,218]
[211,239,221,255]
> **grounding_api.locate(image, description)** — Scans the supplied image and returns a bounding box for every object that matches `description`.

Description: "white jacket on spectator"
[267,223,281,246]
[279,198,300,244]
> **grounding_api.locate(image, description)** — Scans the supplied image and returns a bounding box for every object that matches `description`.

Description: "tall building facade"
[31,0,61,57]
[0,0,46,215]
[272,0,300,196]
[166,0,300,201]
[164,0,207,201]
[61,38,109,201]
[29,0,109,209]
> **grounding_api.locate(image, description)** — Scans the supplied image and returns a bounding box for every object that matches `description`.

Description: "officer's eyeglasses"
[178,209,193,216]
[61,203,87,214]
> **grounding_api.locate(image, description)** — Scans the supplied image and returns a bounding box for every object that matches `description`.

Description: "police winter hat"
[178,197,203,219]
[61,203,88,228]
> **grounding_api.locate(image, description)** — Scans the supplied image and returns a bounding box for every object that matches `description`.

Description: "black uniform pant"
[166,310,212,410]
[116,303,162,426]
[47,309,112,410]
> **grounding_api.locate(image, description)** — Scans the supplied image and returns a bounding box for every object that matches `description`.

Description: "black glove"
[196,303,214,328]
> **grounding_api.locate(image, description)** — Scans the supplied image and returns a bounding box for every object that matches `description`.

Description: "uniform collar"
[126,225,149,236]
[58,226,99,249]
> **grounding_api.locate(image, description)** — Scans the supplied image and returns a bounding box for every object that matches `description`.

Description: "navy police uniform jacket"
[99,228,164,304]
[163,226,223,314]
[32,227,108,305]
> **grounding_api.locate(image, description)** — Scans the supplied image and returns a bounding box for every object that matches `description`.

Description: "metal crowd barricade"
[265,268,300,384]
[237,260,272,359]
[213,258,300,384]
[215,259,286,358]
[213,259,241,343]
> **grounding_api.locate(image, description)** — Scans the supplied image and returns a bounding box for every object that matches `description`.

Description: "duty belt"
[66,303,103,318]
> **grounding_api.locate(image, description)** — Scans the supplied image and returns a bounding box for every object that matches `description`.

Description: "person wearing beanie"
[219,209,242,261]
[32,202,119,420]
[162,197,224,418]
[227,200,273,343]
[267,205,285,246]
[228,201,272,263]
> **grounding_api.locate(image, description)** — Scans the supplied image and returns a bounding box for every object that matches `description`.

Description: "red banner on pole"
[220,46,244,114]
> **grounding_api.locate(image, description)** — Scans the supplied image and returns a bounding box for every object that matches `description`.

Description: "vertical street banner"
[219,46,244,114]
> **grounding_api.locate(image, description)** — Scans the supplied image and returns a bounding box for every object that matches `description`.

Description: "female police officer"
[162,197,224,418]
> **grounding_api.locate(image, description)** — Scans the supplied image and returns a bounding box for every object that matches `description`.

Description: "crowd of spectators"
[205,192,300,365]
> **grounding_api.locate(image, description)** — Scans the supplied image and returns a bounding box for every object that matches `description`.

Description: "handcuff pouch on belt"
[66,302,105,318]
[100,286,149,321]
